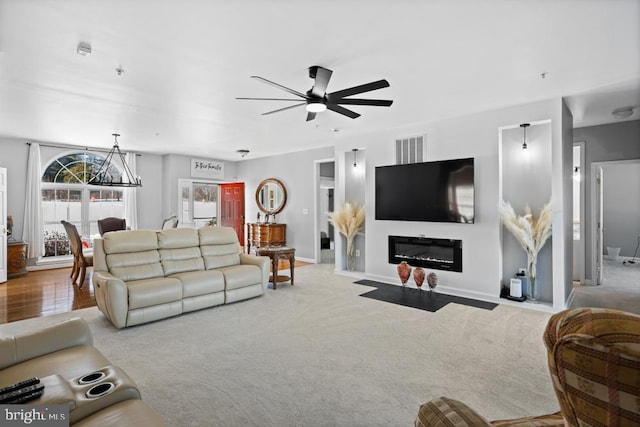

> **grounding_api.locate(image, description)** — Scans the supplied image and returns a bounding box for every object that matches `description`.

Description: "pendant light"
[88,134,142,187]
[520,123,530,150]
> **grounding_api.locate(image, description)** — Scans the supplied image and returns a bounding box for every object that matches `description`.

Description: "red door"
[220,183,245,244]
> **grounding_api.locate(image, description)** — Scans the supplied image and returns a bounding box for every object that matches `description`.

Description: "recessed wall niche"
[343,148,366,272]
[499,121,553,302]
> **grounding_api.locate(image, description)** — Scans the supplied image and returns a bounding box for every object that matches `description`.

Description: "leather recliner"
[0,318,167,426]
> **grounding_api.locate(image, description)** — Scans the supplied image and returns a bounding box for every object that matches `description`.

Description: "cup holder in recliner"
[85,382,115,399]
[78,372,106,385]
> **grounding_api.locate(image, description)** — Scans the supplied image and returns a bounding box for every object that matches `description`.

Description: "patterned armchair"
[415,307,640,427]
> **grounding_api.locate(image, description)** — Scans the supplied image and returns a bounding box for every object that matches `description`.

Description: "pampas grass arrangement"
[329,202,365,270]
[498,200,553,299]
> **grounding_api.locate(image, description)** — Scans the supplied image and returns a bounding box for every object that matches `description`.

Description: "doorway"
[591,160,640,289]
[572,143,585,284]
[220,182,245,244]
[314,159,335,264]
[177,180,245,243]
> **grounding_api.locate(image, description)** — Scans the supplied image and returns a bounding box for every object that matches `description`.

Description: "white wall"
[236,146,335,261]
[332,98,569,306]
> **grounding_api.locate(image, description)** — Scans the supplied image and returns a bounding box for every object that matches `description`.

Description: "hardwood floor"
[0,259,311,325]
[0,268,96,324]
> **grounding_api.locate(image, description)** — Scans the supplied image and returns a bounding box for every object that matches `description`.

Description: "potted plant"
[329,202,365,271]
[498,200,553,300]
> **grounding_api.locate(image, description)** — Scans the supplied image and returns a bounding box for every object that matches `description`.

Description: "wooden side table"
[7,241,28,279]
[256,246,295,289]
[246,223,286,254]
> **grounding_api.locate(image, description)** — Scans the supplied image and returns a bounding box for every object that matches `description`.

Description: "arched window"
[41,152,126,257]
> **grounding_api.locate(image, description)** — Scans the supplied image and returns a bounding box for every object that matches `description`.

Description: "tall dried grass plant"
[329,202,365,270]
[498,200,553,299]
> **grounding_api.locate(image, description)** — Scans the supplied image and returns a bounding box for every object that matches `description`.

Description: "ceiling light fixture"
[306,101,327,113]
[236,149,250,158]
[76,42,92,56]
[520,123,530,150]
[612,107,634,119]
[88,134,142,187]
[352,148,358,167]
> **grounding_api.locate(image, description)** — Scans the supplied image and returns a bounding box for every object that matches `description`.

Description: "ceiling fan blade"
[327,79,390,100]
[306,112,317,122]
[326,104,361,119]
[332,98,393,107]
[261,102,306,116]
[310,67,333,98]
[251,76,308,99]
[236,97,307,101]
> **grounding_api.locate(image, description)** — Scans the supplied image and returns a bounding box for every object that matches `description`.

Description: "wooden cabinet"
[7,241,28,279]
[246,223,286,253]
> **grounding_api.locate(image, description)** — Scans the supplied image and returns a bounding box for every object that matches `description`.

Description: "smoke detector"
[77,42,92,56]
[612,107,634,119]
[236,149,250,158]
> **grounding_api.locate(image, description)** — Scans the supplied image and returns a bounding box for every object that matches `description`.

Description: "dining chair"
[161,215,179,229]
[61,220,93,288]
[97,217,127,236]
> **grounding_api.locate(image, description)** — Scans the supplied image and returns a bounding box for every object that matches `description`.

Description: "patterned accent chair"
[415,307,640,427]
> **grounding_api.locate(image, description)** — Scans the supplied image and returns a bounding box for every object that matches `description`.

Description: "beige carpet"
[571,258,640,315]
[0,264,560,426]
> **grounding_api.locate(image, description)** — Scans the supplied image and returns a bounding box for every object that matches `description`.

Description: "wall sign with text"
[191,159,224,179]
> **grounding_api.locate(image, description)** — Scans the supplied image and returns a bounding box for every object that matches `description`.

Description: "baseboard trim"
[28,259,74,271]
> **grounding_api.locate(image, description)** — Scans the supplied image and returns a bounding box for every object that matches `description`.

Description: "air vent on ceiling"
[395,135,425,164]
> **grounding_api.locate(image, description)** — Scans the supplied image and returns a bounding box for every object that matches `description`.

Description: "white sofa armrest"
[240,253,270,292]
[93,271,130,329]
[0,318,92,370]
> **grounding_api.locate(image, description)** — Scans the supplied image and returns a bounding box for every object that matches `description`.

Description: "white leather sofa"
[92,226,269,328]
[0,318,167,426]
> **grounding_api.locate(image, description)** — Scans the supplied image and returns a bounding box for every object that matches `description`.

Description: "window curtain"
[22,142,43,258]
[123,152,138,230]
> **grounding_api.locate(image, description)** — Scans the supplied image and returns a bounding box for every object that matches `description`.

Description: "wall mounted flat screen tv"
[375,158,475,223]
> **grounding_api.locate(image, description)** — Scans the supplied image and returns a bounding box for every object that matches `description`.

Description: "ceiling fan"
[237,66,393,121]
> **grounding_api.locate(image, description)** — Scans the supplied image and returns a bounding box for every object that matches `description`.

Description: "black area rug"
[355,279,497,312]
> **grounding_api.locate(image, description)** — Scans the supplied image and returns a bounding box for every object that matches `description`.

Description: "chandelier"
[88,134,142,187]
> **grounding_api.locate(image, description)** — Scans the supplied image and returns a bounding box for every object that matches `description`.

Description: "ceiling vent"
[395,135,425,165]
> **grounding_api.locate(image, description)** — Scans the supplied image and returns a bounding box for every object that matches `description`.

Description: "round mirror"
[255,178,287,215]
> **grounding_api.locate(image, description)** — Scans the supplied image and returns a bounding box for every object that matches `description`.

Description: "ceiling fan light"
[306,102,327,113]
